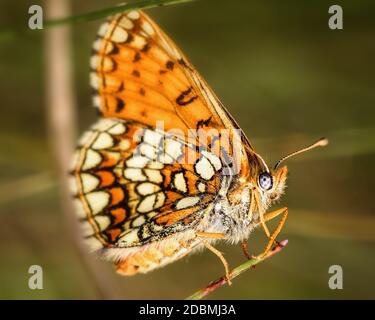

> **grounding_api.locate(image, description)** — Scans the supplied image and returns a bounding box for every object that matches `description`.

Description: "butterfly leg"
[196,232,232,285]
[253,191,271,238]
[241,240,256,260]
[256,207,289,259]
[196,232,225,239]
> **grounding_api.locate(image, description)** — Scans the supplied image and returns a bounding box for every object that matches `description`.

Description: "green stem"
[0,0,196,42]
[185,240,288,300]
[45,0,196,27]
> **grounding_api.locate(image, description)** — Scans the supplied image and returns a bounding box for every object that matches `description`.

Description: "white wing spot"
[202,151,222,171]
[90,56,99,70]
[197,182,206,193]
[85,191,110,215]
[131,34,147,49]
[144,130,163,147]
[164,138,183,160]
[98,22,110,37]
[137,194,156,213]
[154,192,166,210]
[92,38,102,52]
[90,72,101,90]
[92,132,114,150]
[140,143,157,160]
[92,39,114,54]
[82,149,102,170]
[132,215,146,227]
[92,95,102,109]
[147,162,164,170]
[137,182,161,196]
[137,191,165,213]
[175,196,200,210]
[92,119,118,131]
[127,10,140,20]
[119,16,134,30]
[144,169,163,184]
[81,173,100,193]
[158,153,174,164]
[173,172,187,193]
[100,57,115,72]
[126,155,149,168]
[79,130,95,146]
[195,157,215,180]
[118,228,140,246]
[95,215,111,231]
[111,27,128,43]
[124,168,147,182]
[108,123,126,135]
[119,139,131,151]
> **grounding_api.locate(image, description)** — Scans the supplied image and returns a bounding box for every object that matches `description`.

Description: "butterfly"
[70,10,327,282]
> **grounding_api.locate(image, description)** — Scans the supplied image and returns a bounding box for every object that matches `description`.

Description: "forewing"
[90,10,252,151]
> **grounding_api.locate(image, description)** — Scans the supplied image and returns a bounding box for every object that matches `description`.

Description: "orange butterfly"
[71,10,327,283]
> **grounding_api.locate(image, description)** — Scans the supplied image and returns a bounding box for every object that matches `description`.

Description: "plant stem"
[45,0,121,299]
[186,240,288,300]
[45,0,196,27]
[0,0,196,42]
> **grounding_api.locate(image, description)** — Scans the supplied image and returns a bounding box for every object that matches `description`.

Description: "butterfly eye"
[258,172,273,191]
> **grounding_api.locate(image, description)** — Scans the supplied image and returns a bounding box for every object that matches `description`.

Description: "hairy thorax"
[196,182,262,245]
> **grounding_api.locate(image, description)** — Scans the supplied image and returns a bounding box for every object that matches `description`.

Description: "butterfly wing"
[72,10,252,255]
[72,118,222,251]
[90,10,253,148]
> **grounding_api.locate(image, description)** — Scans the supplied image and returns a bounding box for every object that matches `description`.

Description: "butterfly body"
[103,170,263,275]
[70,9,312,278]
[71,118,286,275]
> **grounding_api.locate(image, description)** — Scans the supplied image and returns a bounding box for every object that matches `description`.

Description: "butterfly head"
[257,166,288,205]
[251,137,328,208]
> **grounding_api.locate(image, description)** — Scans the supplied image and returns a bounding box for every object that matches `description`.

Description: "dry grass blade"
[45,0,120,299]
[0,0,197,42]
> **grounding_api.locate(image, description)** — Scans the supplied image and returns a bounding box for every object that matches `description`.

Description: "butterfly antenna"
[274,137,329,170]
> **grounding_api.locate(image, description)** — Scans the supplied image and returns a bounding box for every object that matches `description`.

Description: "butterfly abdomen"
[110,231,202,275]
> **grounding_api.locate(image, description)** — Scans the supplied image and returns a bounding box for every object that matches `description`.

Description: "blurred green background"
[0,0,374,299]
